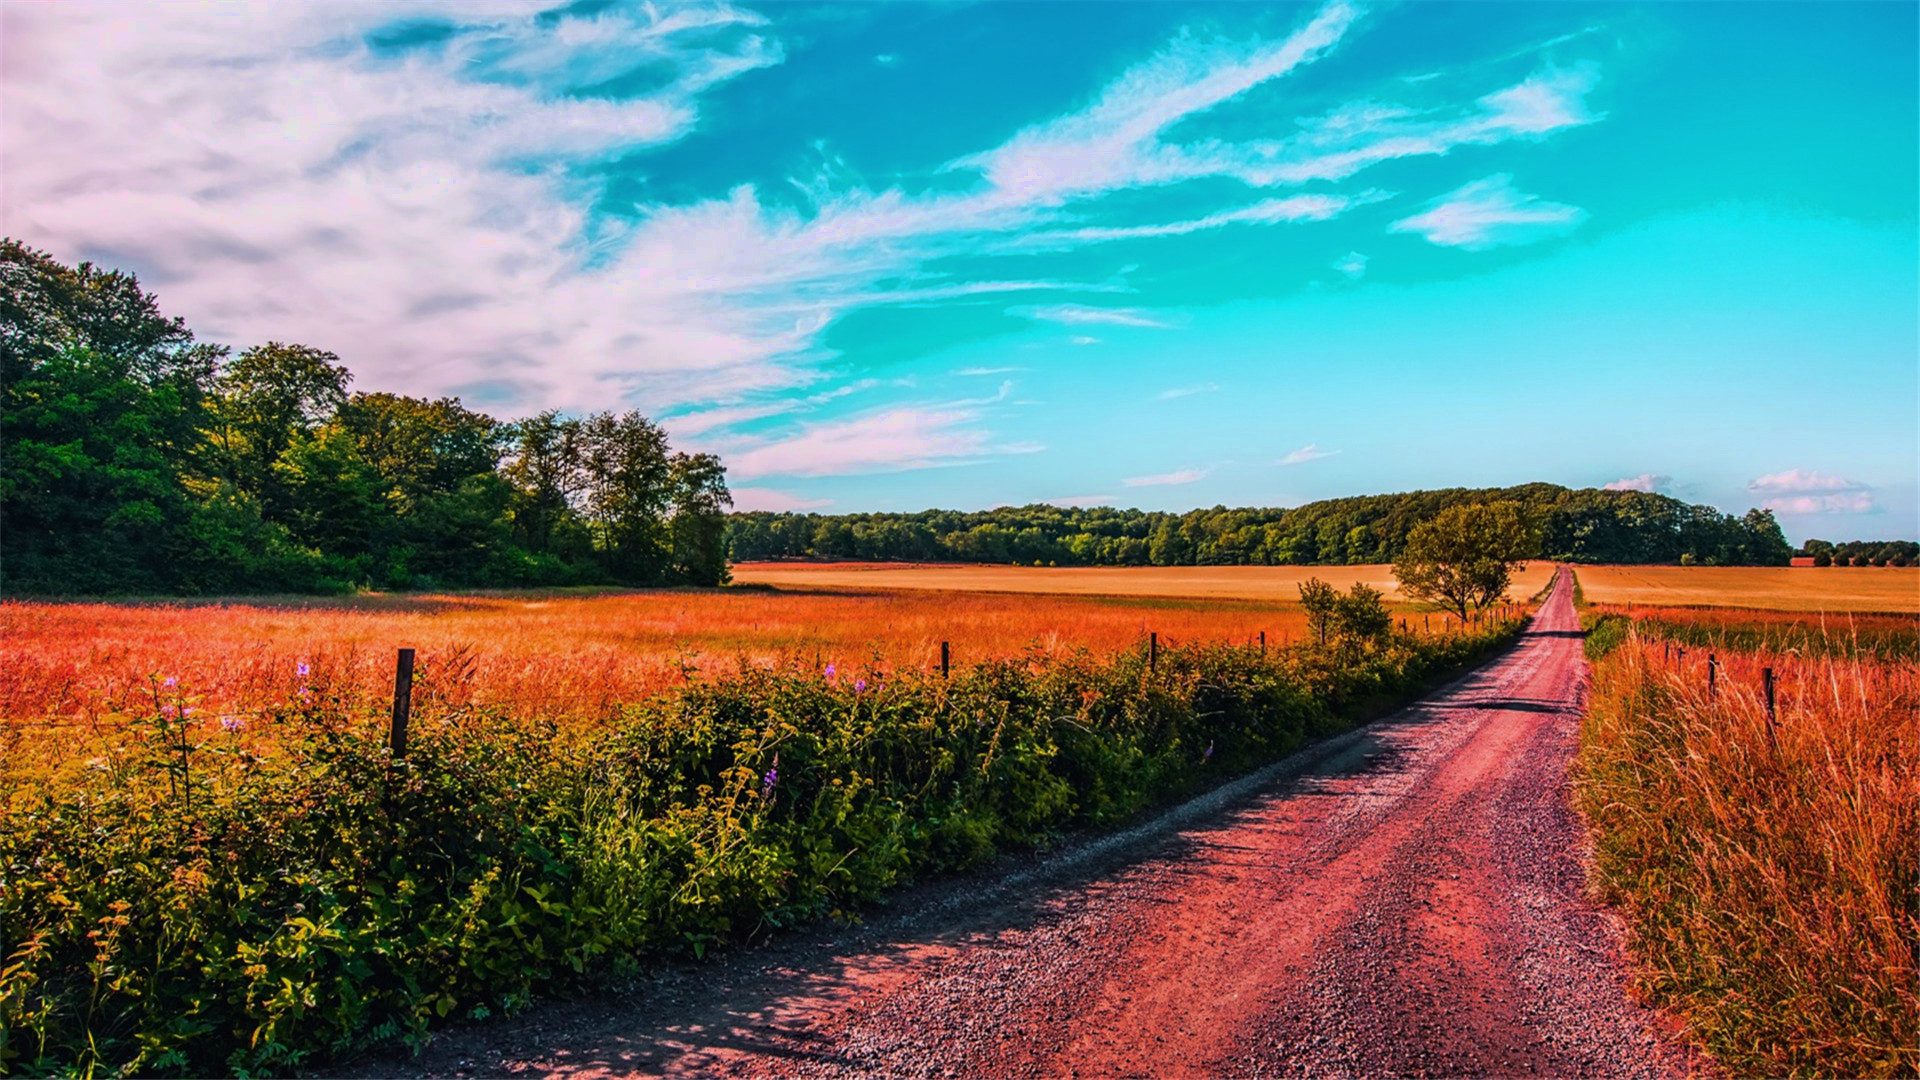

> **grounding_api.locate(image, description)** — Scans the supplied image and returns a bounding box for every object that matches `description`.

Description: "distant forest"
[1,240,731,595]
[727,485,1808,568]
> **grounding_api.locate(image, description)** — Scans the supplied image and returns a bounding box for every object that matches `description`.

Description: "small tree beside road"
[1392,501,1540,622]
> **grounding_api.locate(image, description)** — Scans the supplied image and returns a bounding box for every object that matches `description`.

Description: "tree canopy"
[1391,501,1541,621]
[727,484,1796,569]
[1,239,731,595]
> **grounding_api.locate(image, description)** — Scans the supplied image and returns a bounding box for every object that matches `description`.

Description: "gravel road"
[345,567,1702,1079]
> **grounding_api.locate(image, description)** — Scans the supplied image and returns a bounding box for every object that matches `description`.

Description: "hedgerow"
[2,620,1521,1076]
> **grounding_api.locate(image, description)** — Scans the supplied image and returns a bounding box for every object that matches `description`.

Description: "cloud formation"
[1747,469,1878,514]
[1010,304,1176,328]
[3,1,1605,478]
[1603,473,1671,493]
[1390,174,1586,250]
[1278,443,1339,465]
[1333,252,1369,279]
[730,487,835,512]
[1047,494,1117,507]
[1123,468,1210,487]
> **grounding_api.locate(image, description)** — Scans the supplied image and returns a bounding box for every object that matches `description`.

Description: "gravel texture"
[337,569,1706,1080]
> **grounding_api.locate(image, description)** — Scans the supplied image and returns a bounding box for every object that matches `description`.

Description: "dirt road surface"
[346,568,1700,1079]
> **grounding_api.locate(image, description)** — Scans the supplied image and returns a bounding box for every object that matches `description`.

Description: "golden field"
[732,560,1560,600]
[3,586,1368,728]
[1575,565,1918,613]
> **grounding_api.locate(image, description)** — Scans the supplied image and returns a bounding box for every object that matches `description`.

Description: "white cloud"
[1389,174,1586,250]
[1747,470,1878,514]
[2,0,1604,471]
[1749,469,1860,493]
[730,487,835,512]
[1278,443,1338,465]
[1762,493,1878,515]
[953,366,1023,376]
[1011,304,1175,328]
[1333,251,1369,279]
[1047,494,1116,507]
[1016,193,1376,249]
[1069,336,1102,346]
[1603,473,1671,493]
[953,2,1364,202]
[1123,468,1210,487]
[723,406,1038,479]
[1158,382,1220,400]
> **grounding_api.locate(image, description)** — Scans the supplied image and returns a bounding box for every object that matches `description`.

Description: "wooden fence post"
[940,640,950,678]
[1149,632,1159,671]
[1258,630,1266,652]
[390,647,415,758]
[1707,654,1717,699]
[1762,667,1777,752]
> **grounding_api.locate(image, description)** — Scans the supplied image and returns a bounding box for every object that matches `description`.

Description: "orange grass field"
[732,560,1559,600]
[2,564,1546,730]
[1574,565,1918,613]
[0,585,1437,730]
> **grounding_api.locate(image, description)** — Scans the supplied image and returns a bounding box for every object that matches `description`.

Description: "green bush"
[2,624,1522,1076]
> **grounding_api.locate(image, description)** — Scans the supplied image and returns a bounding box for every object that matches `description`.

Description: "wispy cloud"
[1603,473,1671,493]
[1278,443,1339,465]
[1011,304,1176,328]
[730,487,836,512]
[1333,251,1369,279]
[1158,382,1221,400]
[1123,468,1210,487]
[1048,494,1117,507]
[1016,194,1378,249]
[953,366,1023,376]
[1748,469,1878,514]
[3,0,1604,469]
[1389,174,1586,250]
[1069,336,1102,346]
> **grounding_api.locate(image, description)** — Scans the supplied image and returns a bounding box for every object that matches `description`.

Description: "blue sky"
[4,1,1914,541]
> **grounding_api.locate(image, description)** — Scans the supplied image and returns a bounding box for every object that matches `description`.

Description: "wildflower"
[824,663,837,678]
[855,678,868,693]
[221,716,245,733]
[1204,741,1215,762]
[296,662,310,677]
[761,767,778,798]
[164,676,178,688]
[181,706,194,717]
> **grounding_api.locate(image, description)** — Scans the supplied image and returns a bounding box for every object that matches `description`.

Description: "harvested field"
[733,561,1560,601]
[1575,565,1917,613]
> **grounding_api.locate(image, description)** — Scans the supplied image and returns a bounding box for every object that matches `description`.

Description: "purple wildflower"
[761,767,778,798]
[1203,741,1215,762]
[855,678,868,693]
[296,662,310,677]
[824,663,837,679]
[163,677,178,688]
[221,716,245,733]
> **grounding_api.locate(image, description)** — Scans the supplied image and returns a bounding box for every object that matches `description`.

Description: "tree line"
[1798,539,1915,567]
[0,240,730,595]
[727,482,1798,567]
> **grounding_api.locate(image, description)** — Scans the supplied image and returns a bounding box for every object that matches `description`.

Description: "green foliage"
[1,621,1526,1075]
[0,241,732,596]
[727,483,1800,569]
[1391,501,1540,622]
[1581,612,1632,661]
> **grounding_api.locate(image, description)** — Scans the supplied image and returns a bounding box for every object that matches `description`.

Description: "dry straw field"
[732,560,1559,599]
[1574,565,1917,613]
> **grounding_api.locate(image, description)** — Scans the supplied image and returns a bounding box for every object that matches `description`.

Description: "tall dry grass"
[1577,626,1918,1077]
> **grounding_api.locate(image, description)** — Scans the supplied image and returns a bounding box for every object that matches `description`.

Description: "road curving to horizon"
[345,566,1702,1079]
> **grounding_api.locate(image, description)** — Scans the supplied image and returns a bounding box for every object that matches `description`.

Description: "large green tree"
[1391,501,1541,622]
